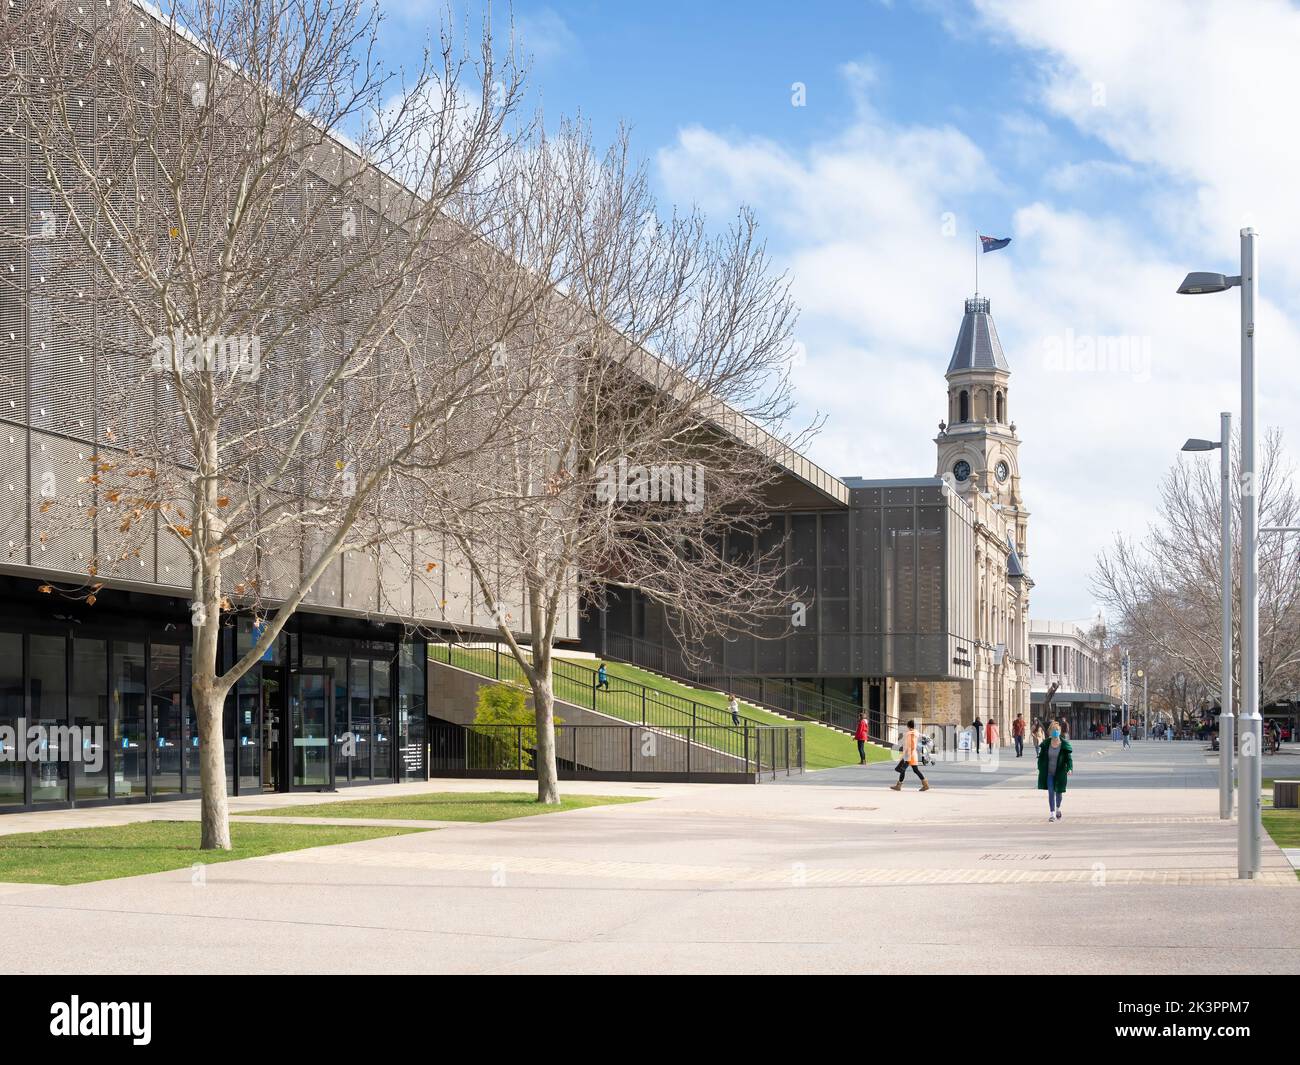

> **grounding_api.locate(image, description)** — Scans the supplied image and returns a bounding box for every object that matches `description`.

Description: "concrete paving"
[0,739,1296,974]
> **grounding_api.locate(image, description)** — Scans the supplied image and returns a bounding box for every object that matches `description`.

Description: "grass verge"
[0,821,427,886]
[1261,782,1299,880]
[564,658,889,770]
[236,790,649,822]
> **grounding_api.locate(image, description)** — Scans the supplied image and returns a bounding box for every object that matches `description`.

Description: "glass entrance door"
[262,669,284,792]
[291,670,333,789]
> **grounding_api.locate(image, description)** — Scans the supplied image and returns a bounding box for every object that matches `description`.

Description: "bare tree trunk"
[531,661,561,805]
[195,685,231,850]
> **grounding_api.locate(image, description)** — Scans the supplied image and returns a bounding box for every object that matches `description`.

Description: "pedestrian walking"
[596,663,610,691]
[890,719,930,792]
[728,694,741,727]
[972,716,983,754]
[986,717,998,752]
[1121,723,1131,749]
[854,712,870,764]
[1012,713,1025,757]
[1030,721,1044,754]
[1037,719,1073,822]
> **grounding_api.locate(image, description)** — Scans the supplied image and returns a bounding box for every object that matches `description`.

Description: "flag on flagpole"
[980,234,1011,253]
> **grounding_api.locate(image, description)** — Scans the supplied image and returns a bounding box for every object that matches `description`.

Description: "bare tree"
[429,123,806,804]
[1093,428,1300,712]
[3,0,549,848]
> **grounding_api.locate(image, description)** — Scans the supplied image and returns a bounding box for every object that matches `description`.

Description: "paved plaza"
[2,740,1297,974]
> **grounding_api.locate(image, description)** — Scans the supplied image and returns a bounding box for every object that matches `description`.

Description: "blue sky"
[381,0,1300,622]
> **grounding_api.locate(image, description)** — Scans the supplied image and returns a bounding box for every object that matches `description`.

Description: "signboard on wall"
[400,742,425,778]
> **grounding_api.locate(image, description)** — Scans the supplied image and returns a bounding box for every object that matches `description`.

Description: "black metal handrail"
[427,722,804,781]
[427,638,767,732]
[601,630,882,740]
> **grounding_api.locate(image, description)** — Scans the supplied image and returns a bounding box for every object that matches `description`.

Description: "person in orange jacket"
[890,719,930,792]
[854,712,870,764]
[986,717,998,752]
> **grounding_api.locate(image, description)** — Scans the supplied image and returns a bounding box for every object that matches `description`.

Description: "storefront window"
[319,655,344,782]
[0,633,23,806]
[151,643,183,794]
[398,641,427,781]
[182,646,199,792]
[30,634,68,804]
[113,642,147,798]
[349,658,371,781]
[372,659,392,780]
[71,638,109,799]
[238,670,261,792]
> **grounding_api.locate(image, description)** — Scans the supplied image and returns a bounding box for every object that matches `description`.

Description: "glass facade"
[0,632,23,807]
[0,583,429,813]
[150,643,183,795]
[30,634,68,804]
[71,638,109,800]
[114,641,147,799]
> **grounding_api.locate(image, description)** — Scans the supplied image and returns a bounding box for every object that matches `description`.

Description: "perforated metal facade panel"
[0,424,26,563]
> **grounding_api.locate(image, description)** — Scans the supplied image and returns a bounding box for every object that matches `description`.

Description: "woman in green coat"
[1037,720,1073,822]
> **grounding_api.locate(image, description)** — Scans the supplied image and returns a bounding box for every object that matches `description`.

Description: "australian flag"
[980,234,1011,253]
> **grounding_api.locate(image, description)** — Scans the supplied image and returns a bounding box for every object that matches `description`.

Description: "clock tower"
[933,294,1032,738]
[934,296,1028,563]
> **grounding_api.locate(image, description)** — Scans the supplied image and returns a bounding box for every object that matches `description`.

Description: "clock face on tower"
[995,460,1010,483]
[953,460,971,482]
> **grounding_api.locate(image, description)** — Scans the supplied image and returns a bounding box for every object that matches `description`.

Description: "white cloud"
[975,0,1300,296]
[655,47,1300,620]
[516,8,577,65]
[1043,158,1135,192]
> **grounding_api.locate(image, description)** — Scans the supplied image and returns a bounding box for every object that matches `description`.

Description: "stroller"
[917,733,936,766]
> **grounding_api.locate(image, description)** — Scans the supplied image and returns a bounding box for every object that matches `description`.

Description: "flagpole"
[975,231,979,297]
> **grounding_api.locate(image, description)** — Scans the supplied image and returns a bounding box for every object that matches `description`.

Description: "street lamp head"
[1177,271,1241,294]
[1181,438,1221,452]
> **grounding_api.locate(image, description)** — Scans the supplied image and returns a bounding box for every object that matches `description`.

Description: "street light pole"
[1142,670,1148,739]
[1238,228,1261,878]
[1181,418,1233,816]
[1177,228,1262,876]
[1218,411,1234,820]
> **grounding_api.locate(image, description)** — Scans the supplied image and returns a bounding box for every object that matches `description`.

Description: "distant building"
[586,295,1038,745]
[933,296,1033,737]
[1029,620,1112,735]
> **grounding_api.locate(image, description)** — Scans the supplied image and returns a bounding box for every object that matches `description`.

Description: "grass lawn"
[0,821,427,885]
[1261,782,1299,880]
[433,645,883,770]
[236,790,649,822]
[568,658,890,770]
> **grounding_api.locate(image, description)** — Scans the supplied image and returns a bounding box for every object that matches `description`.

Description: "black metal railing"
[428,638,766,732]
[427,722,803,781]
[602,630,877,739]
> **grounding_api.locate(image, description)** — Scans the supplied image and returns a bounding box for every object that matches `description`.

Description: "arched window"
[996,390,1005,423]
[959,390,969,422]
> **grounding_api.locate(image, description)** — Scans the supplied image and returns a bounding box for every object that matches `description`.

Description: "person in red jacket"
[854,712,870,764]
[1012,713,1026,757]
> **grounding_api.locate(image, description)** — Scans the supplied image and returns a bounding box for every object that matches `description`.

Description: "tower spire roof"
[946,295,1009,374]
